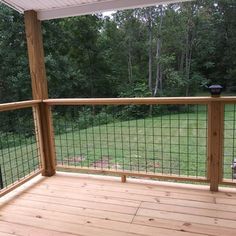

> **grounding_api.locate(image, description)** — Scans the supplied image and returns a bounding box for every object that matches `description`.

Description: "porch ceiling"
[0,0,190,20]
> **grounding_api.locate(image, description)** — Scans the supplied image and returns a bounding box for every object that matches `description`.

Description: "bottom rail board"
[57,165,208,183]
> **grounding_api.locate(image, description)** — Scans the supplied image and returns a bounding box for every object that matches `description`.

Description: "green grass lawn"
[55,110,208,178]
[0,139,40,188]
[1,104,236,189]
[53,104,236,180]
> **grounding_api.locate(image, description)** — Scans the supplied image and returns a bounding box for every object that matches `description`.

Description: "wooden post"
[208,101,224,191]
[24,10,56,176]
[121,175,126,183]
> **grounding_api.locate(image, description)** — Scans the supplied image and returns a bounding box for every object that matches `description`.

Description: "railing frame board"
[0,169,42,198]
[0,100,41,112]
[57,165,208,183]
[44,96,236,106]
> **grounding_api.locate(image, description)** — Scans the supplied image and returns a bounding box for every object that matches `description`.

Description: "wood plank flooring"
[1,172,236,236]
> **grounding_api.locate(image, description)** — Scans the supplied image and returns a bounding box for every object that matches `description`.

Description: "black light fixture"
[0,165,3,189]
[209,85,223,97]
[232,159,236,179]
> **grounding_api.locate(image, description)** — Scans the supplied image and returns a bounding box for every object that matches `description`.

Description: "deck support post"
[208,101,224,191]
[24,10,56,176]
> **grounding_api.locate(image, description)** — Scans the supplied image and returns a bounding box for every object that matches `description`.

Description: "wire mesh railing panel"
[0,108,41,190]
[224,104,236,182]
[53,104,208,178]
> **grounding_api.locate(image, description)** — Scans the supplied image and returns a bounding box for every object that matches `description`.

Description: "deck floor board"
[0,172,236,236]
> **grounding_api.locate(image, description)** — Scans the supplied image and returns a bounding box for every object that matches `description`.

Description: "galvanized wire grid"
[224,104,236,181]
[53,104,207,178]
[0,108,41,190]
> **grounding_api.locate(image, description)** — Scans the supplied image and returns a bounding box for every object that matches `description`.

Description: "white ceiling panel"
[0,0,191,20]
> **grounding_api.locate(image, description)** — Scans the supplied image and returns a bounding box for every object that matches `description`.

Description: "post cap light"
[209,85,223,97]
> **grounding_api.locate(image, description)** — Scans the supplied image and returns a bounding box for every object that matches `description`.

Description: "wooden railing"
[1,97,236,197]
[0,100,41,112]
[45,97,236,191]
[0,100,42,196]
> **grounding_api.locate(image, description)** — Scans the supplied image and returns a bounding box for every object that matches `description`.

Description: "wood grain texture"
[0,100,41,112]
[24,10,48,100]
[207,102,224,191]
[57,165,208,183]
[0,170,41,198]
[36,103,56,176]
[121,175,126,183]
[43,97,236,106]
[44,97,211,105]
[1,173,236,236]
[24,10,56,176]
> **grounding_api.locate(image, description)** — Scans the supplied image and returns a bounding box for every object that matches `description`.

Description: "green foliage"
[53,109,115,135]
[119,82,151,98]
[0,0,235,103]
[0,109,35,149]
[0,5,31,103]
[117,83,151,119]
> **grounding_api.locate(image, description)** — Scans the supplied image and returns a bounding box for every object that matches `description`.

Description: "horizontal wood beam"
[0,100,41,112]
[44,97,236,106]
[220,179,236,186]
[44,97,210,105]
[0,170,42,198]
[1,97,235,111]
[57,165,208,183]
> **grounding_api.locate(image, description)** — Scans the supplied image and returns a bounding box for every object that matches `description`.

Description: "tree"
[0,0,235,101]
[0,5,31,103]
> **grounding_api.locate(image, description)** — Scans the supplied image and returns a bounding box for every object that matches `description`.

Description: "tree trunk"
[185,14,194,96]
[183,2,196,97]
[154,37,161,96]
[185,46,192,96]
[154,6,164,97]
[147,9,153,94]
[88,51,94,97]
[179,49,185,73]
[128,40,133,84]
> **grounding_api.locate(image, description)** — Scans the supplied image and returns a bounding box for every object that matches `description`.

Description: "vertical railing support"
[24,11,56,176]
[208,101,224,191]
[34,103,56,176]
[121,175,127,183]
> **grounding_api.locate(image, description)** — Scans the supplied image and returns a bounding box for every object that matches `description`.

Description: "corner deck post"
[24,10,56,176]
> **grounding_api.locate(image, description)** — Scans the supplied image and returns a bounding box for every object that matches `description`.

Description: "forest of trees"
[0,0,235,103]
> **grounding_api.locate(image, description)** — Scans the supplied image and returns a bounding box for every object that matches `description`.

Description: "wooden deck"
[1,173,236,236]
